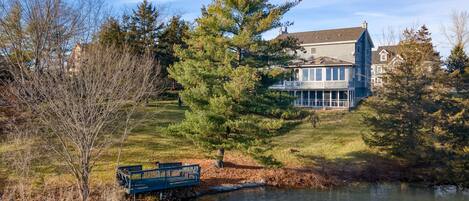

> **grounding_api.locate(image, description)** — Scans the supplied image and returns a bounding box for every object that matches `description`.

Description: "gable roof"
[372,45,398,64]
[278,27,366,44]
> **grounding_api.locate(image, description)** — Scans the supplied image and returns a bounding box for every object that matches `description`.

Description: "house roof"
[372,45,398,64]
[278,27,366,44]
[288,56,354,67]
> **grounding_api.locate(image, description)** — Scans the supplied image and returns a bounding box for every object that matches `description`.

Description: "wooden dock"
[116,163,201,194]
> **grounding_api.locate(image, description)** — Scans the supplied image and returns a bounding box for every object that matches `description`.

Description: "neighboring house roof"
[372,45,398,64]
[288,56,354,67]
[278,27,366,44]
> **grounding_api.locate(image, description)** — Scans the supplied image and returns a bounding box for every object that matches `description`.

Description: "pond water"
[197,183,469,201]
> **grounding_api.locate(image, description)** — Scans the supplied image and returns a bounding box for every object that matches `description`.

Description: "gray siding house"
[271,22,374,109]
[371,45,399,90]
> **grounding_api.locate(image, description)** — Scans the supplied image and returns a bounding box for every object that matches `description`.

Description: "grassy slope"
[269,108,375,168]
[0,100,378,186]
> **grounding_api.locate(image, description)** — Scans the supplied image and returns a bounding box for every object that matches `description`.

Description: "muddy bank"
[182,152,403,193]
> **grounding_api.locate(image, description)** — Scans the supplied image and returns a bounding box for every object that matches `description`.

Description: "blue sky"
[109,0,469,57]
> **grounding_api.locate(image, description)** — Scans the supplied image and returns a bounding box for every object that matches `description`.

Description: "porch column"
[348,90,350,108]
[314,91,317,108]
[300,91,303,107]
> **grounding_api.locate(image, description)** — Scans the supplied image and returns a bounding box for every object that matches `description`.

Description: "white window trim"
[380,53,387,62]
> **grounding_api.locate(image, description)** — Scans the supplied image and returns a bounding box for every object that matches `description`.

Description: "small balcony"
[270,80,353,90]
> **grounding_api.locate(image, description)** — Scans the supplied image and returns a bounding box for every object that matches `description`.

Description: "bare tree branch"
[442,10,469,48]
[8,44,154,201]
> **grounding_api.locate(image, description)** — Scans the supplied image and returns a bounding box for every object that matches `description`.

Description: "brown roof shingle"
[372,45,398,64]
[278,27,366,44]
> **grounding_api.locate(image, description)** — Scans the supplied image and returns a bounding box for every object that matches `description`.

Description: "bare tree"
[442,10,469,48]
[0,0,107,74]
[8,44,154,201]
[378,26,400,46]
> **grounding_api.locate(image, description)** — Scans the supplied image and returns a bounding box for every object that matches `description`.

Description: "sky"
[109,0,469,57]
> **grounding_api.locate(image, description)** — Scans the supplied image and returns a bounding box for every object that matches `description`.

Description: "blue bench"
[116,163,201,194]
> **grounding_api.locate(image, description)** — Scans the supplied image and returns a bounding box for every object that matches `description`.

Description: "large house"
[271,22,374,109]
[371,45,399,90]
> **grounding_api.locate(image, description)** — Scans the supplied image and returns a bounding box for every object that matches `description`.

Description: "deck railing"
[117,164,200,194]
[270,81,352,90]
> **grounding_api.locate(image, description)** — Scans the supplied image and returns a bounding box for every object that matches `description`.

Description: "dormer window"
[380,53,387,62]
[379,49,388,62]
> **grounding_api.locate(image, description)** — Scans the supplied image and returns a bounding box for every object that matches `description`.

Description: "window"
[377,66,382,74]
[333,67,338,80]
[295,91,301,105]
[324,91,331,107]
[380,53,387,61]
[339,91,347,100]
[310,48,316,54]
[302,68,309,81]
[293,69,299,81]
[309,91,315,106]
[316,91,323,106]
[339,67,345,80]
[315,68,322,81]
[302,91,309,106]
[309,69,315,81]
[326,68,332,81]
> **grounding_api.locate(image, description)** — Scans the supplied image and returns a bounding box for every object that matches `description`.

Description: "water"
[197,183,469,201]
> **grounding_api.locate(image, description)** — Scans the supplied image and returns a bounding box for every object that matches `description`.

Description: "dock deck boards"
[116,163,200,194]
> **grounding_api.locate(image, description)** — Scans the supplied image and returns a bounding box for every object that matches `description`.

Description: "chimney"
[362,21,368,29]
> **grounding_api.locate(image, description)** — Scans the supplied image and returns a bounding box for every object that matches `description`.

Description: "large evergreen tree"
[97,17,125,48]
[447,43,469,73]
[168,0,301,168]
[157,16,189,81]
[122,0,164,94]
[363,26,441,164]
[124,0,163,55]
[446,43,469,93]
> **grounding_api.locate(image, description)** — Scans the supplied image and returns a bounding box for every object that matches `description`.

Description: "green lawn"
[269,108,376,168]
[0,100,379,186]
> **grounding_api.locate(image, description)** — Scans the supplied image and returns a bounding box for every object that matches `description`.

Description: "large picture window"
[302,68,309,81]
[316,68,322,81]
[326,68,332,81]
[333,67,338,80]
[340,67,345,80]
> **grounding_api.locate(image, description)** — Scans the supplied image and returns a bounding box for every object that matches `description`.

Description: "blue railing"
[117,163,201,194]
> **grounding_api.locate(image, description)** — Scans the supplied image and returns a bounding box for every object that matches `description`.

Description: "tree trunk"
[215,148,225,168]
[79,173,90,201]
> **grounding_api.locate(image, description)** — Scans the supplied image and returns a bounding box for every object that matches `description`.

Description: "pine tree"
[363,26,441,164]
[446,43,469,93]
[447,43,469,73]
[157,16,189,80]
[124,0,163,55]
[122,0,163,94]
[97,17,125,48]
[168,0,301,168]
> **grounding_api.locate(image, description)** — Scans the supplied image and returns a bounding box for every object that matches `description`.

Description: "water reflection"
[197,183,469,201]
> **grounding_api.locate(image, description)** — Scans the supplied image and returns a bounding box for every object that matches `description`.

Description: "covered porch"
[289,90,356,109]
